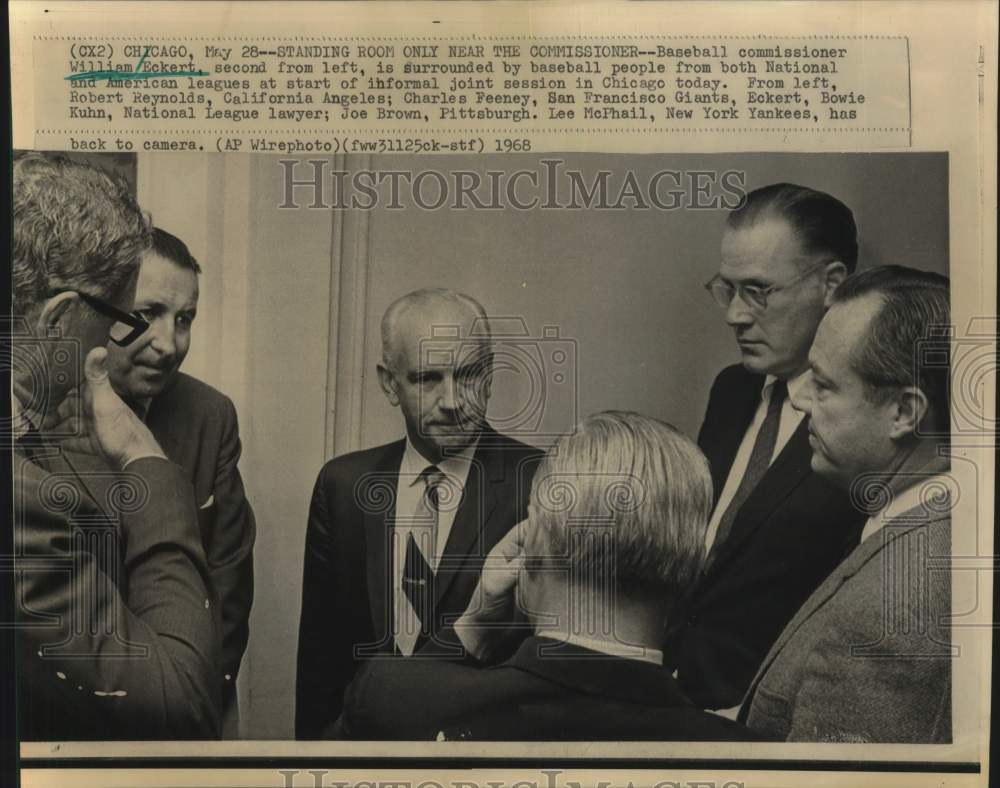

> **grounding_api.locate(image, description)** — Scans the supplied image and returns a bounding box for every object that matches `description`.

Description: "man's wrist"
[454,611,491,662]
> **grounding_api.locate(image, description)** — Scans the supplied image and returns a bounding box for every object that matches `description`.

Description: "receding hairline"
[380,288,491,369]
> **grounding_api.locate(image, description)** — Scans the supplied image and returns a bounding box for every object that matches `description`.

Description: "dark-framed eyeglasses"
[704,260,833,311]
[50,288,150,346]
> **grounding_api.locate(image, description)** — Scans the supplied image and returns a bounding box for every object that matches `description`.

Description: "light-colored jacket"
[740,501,952,743]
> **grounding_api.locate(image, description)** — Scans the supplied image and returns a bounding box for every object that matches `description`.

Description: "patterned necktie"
[708,379,788,560]
[400,465,445,649]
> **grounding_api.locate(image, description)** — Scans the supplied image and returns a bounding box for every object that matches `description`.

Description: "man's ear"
[821,261,849,307]
[376,363,400,407]
[36,292,78,338]
[889,385,930,440]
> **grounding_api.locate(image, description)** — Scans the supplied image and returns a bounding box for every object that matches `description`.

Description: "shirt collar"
[764,368,810,404]
[878,472,953,523]
[860,462,953,543]
[400,434,479,491]
[558,633,663,666]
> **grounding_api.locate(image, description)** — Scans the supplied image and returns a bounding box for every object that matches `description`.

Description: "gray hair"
[13,153,152,315]
[380,288,492,372]
[527,411,712,597]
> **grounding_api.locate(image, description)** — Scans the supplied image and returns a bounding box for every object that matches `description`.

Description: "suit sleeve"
[295,466,341,739]
[16,455,221,739]
[205,398,255,697]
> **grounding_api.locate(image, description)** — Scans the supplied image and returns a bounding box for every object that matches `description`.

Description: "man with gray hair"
[336,412,754,741]
[10,153,220,739]
[296,288,543,738]
[740,265,952,742]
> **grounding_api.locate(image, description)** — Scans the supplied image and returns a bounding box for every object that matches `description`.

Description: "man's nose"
[437,375,458,411]
[725,291,755,327]
[147,318,176,357]
[790,373,813,414]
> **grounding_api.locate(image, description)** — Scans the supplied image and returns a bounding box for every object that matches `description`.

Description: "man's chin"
[425,426,481,451]
[116,371,173,400]
[809,451,846,489]
[740,354,770,374]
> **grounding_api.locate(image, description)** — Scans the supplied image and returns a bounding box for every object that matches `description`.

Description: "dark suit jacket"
[295,425,542,739]
[13,438,221,740]
[143,372,256,708]
[338,636,757,741]
[741,505,951,742]
[664,364,866,709]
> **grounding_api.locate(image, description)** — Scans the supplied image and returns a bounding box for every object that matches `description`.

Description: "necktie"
[400,465,445,650]
[708,379,788,560]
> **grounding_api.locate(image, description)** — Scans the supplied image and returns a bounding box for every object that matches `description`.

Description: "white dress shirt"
[703,370,810,551]
[859,473,953,544]
[557,632,664,665]
[392,437,478,655]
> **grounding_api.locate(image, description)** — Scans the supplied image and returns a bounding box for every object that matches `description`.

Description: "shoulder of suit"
[157,371,235,417]
[713,362,758,388]
[318,439,406,483]
[479,427,545,460]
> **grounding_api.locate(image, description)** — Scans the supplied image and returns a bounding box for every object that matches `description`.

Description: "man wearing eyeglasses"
[663,183,868,711]
[10,153,220,740]
[51,227,256,732]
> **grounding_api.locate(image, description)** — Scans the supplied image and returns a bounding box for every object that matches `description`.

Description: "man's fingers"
[493,520,528,561]
[84,347,111,384]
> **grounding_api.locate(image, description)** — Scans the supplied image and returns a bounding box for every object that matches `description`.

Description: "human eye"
[411,371,440,385]
[176,312,195,329]
[812,375,832,396]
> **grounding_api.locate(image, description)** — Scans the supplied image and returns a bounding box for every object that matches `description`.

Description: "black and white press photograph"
[9,148,969,751]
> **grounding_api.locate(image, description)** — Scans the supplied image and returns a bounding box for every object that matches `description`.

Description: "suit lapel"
[362,442,405,645]
[434,435,501,607]
[706,419,813,574]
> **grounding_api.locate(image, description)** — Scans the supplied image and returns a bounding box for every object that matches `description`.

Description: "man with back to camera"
[664,183,869,710]
[101,228,255,721]
[11,153,220,740]
[740,265,952,742]
[337,411,759,741]
[295,288,543,739]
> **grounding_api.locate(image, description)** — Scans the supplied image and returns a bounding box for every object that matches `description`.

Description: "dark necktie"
[401,465,445,643]
[708,379,788,560]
